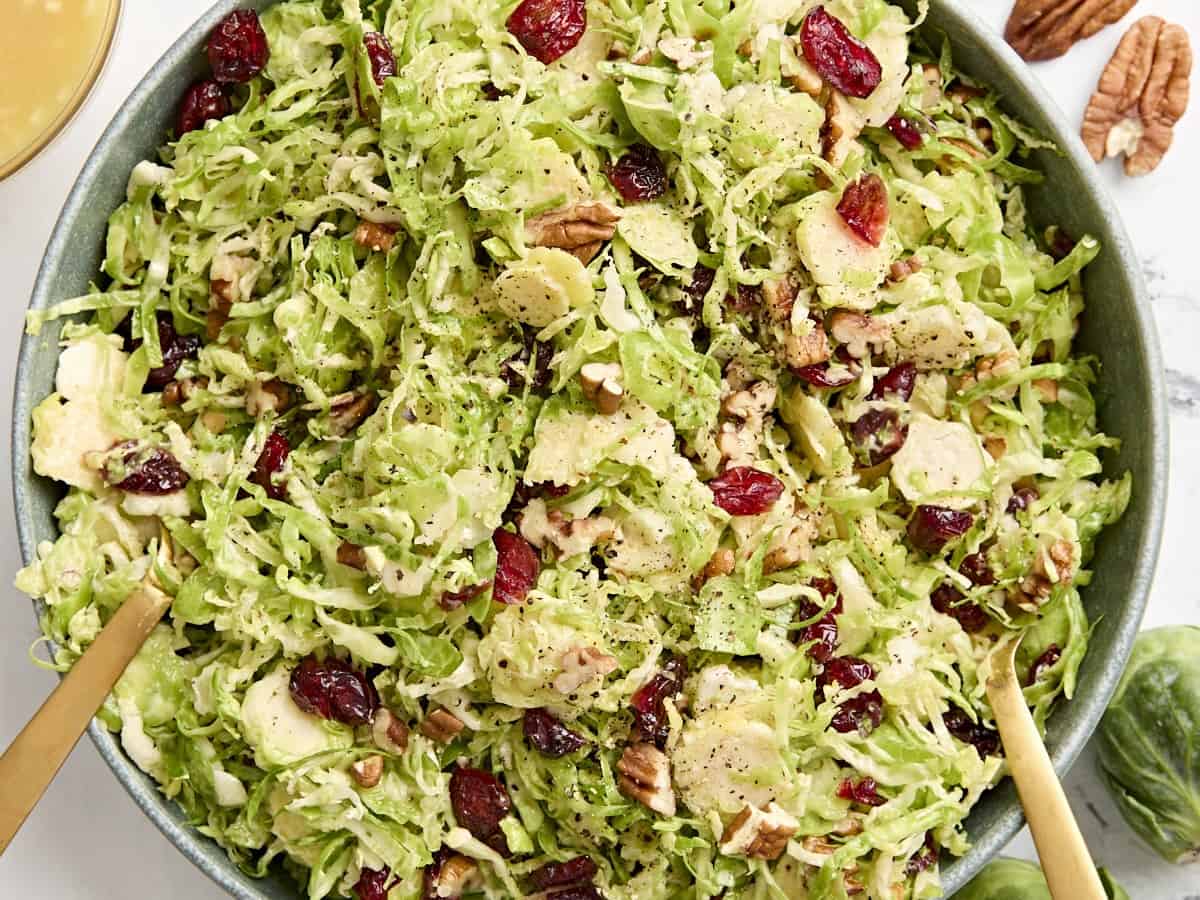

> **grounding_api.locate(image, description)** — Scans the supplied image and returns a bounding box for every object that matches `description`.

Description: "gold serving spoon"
[986,635,1107,900]
[0,528,174,855]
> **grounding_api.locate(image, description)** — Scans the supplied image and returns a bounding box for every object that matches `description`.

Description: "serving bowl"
[12,0,1167,896]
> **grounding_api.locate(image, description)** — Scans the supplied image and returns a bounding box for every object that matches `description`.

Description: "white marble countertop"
[0,1,1197,897]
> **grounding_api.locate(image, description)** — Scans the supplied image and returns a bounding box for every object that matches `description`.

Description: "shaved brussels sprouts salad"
[19,0,1132,897]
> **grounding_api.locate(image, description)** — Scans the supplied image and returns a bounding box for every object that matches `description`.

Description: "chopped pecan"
[426,854,479,898]
[1033,378,1059,402]
[526,201,621,264]
[520,498,616,558]
[983,435,1007,460]
[617,742,676,816]
[420,708,465,743]
[887,256,923,283]
[162,376,208,407]
[762,275,799,323]
[245,379,291,417]
[762,509,819,575]
[350,754,384,788]
[330,392,377,435]
[785,51,825,98]
[338,540,368,570]
[718,379,777,469]
[353,220,397,252]
[553,646,618,694]
[822,92,865,167]
[694,547,736,588]
[1082,17,1192,176]
[1005,0,1137,62]
[579,362,624,414]
[784,323,831,370]
[829,311,890,360]
[720,803,800,860]
[722,380,777,423]
[207,291,233,341]
[372,707,410,754]
[200,410,228,434]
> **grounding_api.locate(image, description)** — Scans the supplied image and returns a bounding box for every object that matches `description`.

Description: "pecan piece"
[372,707,410,754]
[694,547,735,588]
[784,323,830,369]
[617,742,676,816]
[245,379,291,416]
[579,362,624,414]
[426,854,479,899]
[337,540,368,570]
[526,201,621,264]
[420,707,465,743]
[822,92,866,167]
[350,754,384,789]
[329,392,377,435]
[553,646,618,694]
[353,220,398,252]
[1004,0,1137,62]
[828,311,890,360]
[719,803,800,860]
[1082,17,1192,176]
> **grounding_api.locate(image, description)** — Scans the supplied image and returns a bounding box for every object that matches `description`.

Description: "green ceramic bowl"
[12,1,1167,896]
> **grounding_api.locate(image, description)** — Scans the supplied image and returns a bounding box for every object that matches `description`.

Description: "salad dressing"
[0,0,116,177]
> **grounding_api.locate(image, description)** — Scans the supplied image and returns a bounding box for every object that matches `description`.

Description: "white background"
[2,1,1199,897]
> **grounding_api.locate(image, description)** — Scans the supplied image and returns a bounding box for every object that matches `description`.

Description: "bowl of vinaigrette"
[0,0,121,180]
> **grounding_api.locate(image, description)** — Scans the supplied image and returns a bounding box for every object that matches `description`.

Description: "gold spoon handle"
[0,583,170,856]
[987,644,1107,900]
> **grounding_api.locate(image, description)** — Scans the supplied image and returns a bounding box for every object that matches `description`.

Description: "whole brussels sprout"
[957,858,1128,900]
[1097,625,1200,864]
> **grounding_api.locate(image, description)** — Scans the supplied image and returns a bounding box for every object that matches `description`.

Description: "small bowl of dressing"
[0,0,121,181]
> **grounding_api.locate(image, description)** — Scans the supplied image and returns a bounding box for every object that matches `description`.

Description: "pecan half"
[1082,16,1192,176]
[822,92,865,167]
[828,311,890,360]
[526,202,621,264]
[420,708,465,743]
[784,323,830,370]
[245,379,291,417]
[617,742,676,816]
[719,803,800,860]
[372,707,410,754]
[1004,0,1137,62]
[330,392,377,435]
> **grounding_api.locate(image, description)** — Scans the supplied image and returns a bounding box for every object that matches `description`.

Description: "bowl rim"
[0,0,124,182]
[12,0,1168,897]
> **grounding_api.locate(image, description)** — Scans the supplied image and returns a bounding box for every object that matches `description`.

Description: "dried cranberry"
[630,657,686,748]
[176,80,229,135]
[1047,228,1076,261]
[500,328,553,392]
[797,598,840,662]
[289,654,379,726]
[524,708,586,757]
[850,408,908,465]
[207,10,270,84]
[885,115,925,149]
[799,6,883,99]
[959,551,995,586]
[907,505,973,554]
[1007,485,1039,514]
[793,363,857,389]
[1027,644,1062,685]
[506,0,587,64]
[363,32,396,86]
[728,282,762,314]
[943,708,1002,757]
[354,866,394,900]
[930,583,989,633]
[708,467,785,516]
[607,144,668,202]
[906,832,938,875]
[440,581,492,611]
[450,767,512,845]
[107,445,190,495]
[683,266,716,308]
[137,312,201,390]
[837,776,886,807]
[542,887,603,900]
[493,528,540,604]
[867,362,916,401]
[528,856,599,891]
[253,430,291,501]
[819,656,884,735]
[836,173,889,247]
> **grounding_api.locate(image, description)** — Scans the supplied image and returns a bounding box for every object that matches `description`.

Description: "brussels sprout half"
[1097,626,1200,865]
